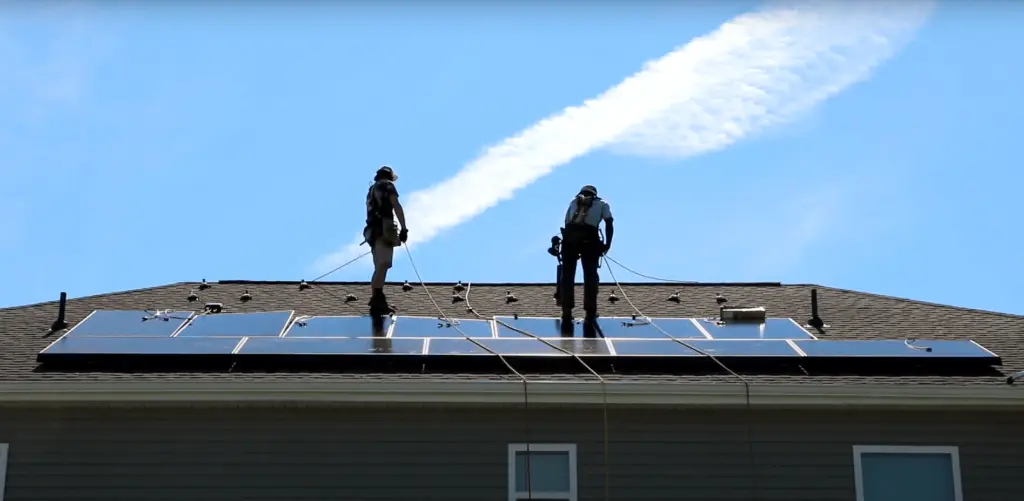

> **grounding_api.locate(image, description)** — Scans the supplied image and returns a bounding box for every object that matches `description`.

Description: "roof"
[2,280,1024,404]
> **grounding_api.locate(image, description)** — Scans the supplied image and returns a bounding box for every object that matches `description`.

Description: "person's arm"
[602,202,614,251]
[391,194,407,231]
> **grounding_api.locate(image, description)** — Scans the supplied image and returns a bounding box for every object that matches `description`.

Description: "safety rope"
[464,282,612,501]
[602,254,698,284]
[603,258,759,500]
[305,251,372,314]
[401,246,538,500]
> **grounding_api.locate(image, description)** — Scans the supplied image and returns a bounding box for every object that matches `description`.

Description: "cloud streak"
[312,1,934,273]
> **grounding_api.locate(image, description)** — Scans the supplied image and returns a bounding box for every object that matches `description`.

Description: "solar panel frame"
[61,309,196,338]
[597,316,712,340]
[425,337,613,357]
[493,316,571,338]
[792,339,1001,360]
[695,317,817,340]
[391,315,496,339]
[282,315,394,338]
[39,336,244,356]
[173,310,295,338]
[236,337,427,356]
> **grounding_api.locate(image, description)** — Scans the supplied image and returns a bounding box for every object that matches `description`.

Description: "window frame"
[507,443,578,501]
[852,445,964,501]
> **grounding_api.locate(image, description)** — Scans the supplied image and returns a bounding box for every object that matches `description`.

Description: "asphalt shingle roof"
[2,280,1022,386]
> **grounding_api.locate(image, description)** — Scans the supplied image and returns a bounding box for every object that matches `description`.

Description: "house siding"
[0,404,1019,501]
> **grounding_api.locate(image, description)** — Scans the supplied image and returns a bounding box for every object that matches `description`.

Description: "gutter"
[0,381,1020,407]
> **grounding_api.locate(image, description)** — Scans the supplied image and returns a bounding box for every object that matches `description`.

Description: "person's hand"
[399,228,409,243]
[601,242,611,255]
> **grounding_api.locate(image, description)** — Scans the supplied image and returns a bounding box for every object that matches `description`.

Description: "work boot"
[369,292,390,316]
[560,313,574,334]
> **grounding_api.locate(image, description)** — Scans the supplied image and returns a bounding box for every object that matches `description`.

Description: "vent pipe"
[49,292,69,332]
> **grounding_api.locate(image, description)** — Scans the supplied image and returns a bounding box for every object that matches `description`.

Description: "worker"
[559,184,613,328]
[362,166,408,316]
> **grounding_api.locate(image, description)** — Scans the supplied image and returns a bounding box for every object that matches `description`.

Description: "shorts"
[370,218,399,269]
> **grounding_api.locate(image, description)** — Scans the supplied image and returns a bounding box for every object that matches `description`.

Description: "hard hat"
[579,185,597,196]
[376,165,398,181]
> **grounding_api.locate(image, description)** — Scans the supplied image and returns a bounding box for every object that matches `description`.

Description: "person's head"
[375,166,398,182]
[578,185,598,198]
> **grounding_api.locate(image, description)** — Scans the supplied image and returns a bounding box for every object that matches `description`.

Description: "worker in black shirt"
[362,166,408,316]
[559,185,613,329]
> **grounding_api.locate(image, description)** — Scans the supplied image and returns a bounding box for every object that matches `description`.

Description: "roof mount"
[719,306,766,323]
[204,302,224,314]
[1007,371,1024,385]
[47,292,69,333]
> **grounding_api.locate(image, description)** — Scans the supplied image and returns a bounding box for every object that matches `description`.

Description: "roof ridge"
[0,282,190,312]
[801,284,1024,320]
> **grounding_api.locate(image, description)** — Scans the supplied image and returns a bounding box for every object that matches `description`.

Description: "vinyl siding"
[0,405,1018,501]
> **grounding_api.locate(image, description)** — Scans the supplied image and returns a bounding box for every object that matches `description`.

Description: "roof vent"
[298,280,311,291]
[608,291,619,303]
[719,306,766,323]
[48,292,69,333]
[344,294,357,303]
[715,293,728,305]
[239,290,252,303]
[198,279,211,291]
[187,290,199,302]
[452,293,465,304]
[402,281,413,292]
[667,292,680,303]
[453,281,465,293]
[204,302,224,314]
[806,288,827,330]
[505,291,518,304]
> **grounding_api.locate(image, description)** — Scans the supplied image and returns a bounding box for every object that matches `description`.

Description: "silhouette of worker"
[362,166,408,316]
[559,185,613,329]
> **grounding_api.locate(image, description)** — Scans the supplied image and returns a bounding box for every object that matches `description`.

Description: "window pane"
[515,451,571,492]
[861,452,957,501]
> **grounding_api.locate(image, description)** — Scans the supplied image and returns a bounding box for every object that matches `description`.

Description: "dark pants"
[560,226,602,319]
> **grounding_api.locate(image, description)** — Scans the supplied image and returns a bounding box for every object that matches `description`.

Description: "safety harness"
[562,194,602,246]
[362,181,393,246]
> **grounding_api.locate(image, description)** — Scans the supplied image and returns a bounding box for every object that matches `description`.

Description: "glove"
[601,242,611,255]
[399,228,409,243]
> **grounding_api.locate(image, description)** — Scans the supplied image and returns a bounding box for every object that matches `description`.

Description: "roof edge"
[0,381,1019,407]
[216,280,784,287]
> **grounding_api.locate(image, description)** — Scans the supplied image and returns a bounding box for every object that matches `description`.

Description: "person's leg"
[559,245,580,321]
[580,245,601,321]
[369,240,394,310]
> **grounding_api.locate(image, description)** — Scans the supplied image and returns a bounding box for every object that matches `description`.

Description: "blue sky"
[1,1,1022,315]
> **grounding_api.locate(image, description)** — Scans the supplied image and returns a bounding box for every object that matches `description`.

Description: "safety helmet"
[376,165,398,181]
[579,185,597,196]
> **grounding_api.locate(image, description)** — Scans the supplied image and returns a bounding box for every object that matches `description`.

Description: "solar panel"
[696,318,815,340]
[428,338,569,356]
[793,339,999,359]
[685,340,802,357]
[237,337,426,355]
[175,311,293,338]
[597,317,708,340]
[494,316,567,338]
[64,310,193,338]
[391,316,494,338]
[610,339,801,357]
[609,339,701,357]
[39,336,240,356]
[283,315,392,338]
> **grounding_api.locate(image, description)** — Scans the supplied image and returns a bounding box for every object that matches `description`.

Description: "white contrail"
[312,1,933,274]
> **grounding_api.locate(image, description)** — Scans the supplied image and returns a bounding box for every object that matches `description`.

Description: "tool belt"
[364,216,400,247]
[560,223,601,248]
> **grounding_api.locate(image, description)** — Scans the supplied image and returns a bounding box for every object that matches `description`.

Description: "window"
[507,443,577,501]
[0,443,7,500]
[853,445,963,501]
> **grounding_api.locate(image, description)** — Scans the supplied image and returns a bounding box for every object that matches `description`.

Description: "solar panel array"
[37,310,1002,371]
